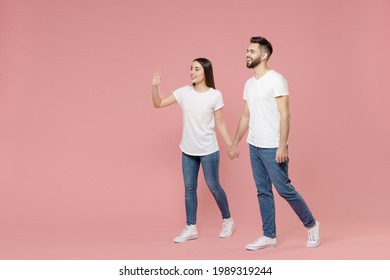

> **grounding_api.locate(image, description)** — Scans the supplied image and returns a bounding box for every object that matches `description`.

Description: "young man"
[229,36,320,250]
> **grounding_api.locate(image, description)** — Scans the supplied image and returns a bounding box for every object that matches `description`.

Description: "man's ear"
[261,52,269,61]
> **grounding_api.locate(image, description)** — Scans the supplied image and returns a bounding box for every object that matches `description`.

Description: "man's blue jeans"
[249,144,316,238]
[182,151,231,225]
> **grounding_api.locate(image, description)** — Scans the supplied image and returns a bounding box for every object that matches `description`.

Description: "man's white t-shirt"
[173,85,223,156]
[243,70,289,148]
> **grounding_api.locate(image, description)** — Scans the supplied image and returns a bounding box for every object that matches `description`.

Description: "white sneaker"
[219,218,235,238]
[174,225,198,243]
[245,236,277,250]
[306,220,320,247]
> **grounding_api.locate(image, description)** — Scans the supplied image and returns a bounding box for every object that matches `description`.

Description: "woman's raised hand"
[152,71,161,86]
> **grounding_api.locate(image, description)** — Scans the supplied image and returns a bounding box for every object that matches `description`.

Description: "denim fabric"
[249,144,316,238]
[182,151,231,225]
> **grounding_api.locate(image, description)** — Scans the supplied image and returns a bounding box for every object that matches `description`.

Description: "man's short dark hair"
[250,36,273,58]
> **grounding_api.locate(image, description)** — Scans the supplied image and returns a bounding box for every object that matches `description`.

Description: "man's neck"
[253,63,270,80]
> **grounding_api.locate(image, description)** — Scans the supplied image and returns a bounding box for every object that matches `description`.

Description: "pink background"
[1,0,389,259]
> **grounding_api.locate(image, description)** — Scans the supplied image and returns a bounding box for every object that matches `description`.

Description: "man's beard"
[246,57,261,68]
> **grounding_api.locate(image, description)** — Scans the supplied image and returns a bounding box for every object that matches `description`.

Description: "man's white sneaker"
[174,225,198,243]
[306,220,320,247]
[245,236,277,251]
[219,218,235,238]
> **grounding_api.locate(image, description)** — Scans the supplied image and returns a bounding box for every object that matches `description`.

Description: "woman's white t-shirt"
[173,85,223,156]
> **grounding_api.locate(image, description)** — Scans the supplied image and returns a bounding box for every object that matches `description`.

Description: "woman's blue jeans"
[249,144,316,238]
[182,151,231,225]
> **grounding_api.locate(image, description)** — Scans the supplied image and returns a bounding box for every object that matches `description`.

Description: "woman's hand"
[152,71,161,86]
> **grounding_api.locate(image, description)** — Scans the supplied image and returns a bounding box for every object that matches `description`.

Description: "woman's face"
[190,60,206,85]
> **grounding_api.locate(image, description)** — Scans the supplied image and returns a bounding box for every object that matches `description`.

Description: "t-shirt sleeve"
[214,90,224,111]
[173,86,185,106]
[243,80,249,100]
[273,75,289,97]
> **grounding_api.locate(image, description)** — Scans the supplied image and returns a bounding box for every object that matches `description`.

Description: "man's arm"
[228,102,250,159]
[275,95,290,163]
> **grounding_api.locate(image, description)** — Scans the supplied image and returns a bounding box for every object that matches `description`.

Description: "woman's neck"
[193,83,209,93]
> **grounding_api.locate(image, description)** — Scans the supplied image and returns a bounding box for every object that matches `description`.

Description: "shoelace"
[308,228,318,241]
[221,221,229,233]
[180,226,192,237]
[254,236,267,244]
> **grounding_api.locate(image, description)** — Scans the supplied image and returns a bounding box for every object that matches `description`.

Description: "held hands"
[152,71,161,86]
[228,145,288,162]
[227,145,239,159]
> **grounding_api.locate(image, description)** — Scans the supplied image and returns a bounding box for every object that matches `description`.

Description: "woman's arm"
[215,108,233,147]
[152,71,177,108]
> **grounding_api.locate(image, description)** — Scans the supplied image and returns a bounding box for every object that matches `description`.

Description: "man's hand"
[276,146,288,163]
[228,145,239,159]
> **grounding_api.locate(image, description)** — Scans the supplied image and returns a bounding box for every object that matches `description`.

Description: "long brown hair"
[193,58,216,89]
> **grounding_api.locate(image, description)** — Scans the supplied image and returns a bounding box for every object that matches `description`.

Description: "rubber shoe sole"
[245,243,277,251]
[174,234,198,243]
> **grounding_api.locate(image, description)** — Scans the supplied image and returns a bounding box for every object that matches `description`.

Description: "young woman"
[152,58,234,243]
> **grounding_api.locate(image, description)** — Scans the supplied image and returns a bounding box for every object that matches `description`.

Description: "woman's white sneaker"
[219,218,235,238]
[174,225,198,243]
[306,221,320,247]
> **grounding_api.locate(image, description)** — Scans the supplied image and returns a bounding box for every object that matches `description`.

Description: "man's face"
[246,43,262,68]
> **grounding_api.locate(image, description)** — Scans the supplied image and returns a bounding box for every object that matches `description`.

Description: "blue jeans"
[249,144,316,238]
[182,151,231,225]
